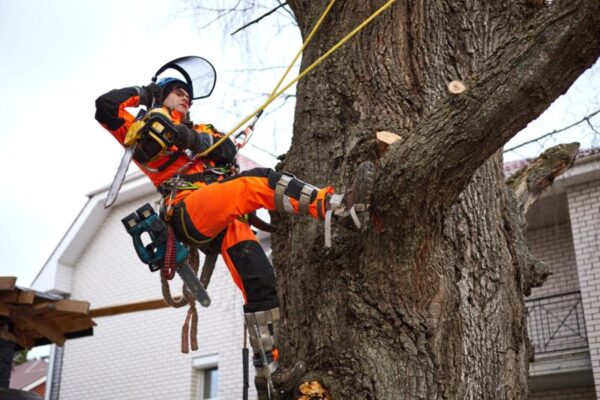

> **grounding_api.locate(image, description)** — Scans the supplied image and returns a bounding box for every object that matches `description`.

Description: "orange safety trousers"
[170,168,333,312]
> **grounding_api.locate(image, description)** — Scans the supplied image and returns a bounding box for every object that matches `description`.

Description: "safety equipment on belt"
[324,161,376,247]
[245,307,307,400]
[139,83,163,108]
[273,173,318,216]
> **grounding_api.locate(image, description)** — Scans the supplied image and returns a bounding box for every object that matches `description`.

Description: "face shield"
[153,56,217,100]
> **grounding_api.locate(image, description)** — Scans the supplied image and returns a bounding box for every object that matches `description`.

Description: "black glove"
[139,83,163,107]
[173,124,213,153]
[207,136,237,164]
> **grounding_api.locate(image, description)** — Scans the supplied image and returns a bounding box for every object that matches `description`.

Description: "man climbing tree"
[186,0,599,398]
[95,70,374,399]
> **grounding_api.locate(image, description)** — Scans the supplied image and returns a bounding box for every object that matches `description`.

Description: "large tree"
[258,1,600,399]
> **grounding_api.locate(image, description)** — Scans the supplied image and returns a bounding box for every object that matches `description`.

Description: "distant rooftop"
[10,359,48,391]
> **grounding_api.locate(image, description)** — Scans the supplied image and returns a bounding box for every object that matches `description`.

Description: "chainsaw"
[121,203,211,307]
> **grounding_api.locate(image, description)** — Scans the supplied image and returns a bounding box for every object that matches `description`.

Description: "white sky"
[0,0,598,326]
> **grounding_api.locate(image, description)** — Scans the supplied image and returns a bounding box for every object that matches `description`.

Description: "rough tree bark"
[268,1,600,399]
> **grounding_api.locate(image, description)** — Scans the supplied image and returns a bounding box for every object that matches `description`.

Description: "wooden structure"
[0,277,95,350]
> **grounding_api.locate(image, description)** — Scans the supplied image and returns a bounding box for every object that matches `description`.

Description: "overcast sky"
[0,0,598,293]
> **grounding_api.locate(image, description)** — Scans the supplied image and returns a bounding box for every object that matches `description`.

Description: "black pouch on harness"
[169,202,225,255]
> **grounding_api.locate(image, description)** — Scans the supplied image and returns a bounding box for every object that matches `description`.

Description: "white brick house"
[511,149,600,399]
[33,151,600,399]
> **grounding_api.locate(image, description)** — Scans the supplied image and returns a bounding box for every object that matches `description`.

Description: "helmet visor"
[154,56,217,100]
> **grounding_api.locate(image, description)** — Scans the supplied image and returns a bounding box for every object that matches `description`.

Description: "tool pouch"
[121,203,189,272]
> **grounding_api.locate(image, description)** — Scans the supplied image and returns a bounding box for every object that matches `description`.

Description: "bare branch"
[504,108,600,152]
[231,2,289,36]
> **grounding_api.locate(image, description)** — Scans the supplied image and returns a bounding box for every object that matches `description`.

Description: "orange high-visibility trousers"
[171,167,333,312]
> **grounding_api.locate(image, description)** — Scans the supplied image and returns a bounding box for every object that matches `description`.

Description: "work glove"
[139,83,163,107]
[173,124,213,153]
[207,136,237,164]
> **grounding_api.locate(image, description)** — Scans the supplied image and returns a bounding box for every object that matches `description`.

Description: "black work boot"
[255,361,307,399]
[246,307,307,399]
[324,161,376,246]
[272,361,307,397]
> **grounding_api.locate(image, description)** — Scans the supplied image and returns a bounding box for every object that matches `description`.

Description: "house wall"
[567,179,600,397]
[527,221,580,298]
[57,195,255,400]
[529,385,596,400]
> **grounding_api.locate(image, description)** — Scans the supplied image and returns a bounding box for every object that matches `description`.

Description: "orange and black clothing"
[95,86,333,313]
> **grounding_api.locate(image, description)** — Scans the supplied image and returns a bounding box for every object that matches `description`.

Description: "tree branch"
[231,2,288,35]
[378,0,600,219]
[506,142,579,214]
[504,108,600,152]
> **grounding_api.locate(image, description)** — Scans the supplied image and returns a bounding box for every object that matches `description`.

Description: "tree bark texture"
[271,1,600,399]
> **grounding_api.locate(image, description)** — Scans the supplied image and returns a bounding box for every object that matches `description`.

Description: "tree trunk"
[271,1,600,399]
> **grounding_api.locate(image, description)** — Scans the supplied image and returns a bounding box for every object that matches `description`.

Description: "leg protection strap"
[245,307,281,376]
[325,194,344,248]
[274,175,294,214]
[273,173,317,216]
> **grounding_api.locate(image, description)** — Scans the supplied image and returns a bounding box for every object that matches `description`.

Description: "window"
[202,367,218,400]
[193,354,219,400]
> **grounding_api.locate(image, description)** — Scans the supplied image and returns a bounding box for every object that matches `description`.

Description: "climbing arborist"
[95,73,374,399]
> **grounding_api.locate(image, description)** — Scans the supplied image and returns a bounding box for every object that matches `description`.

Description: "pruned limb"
[506,142,579,214]
[524,256,551,296]
[377,0,600,222]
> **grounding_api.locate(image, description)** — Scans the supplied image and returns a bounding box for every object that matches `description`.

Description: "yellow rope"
[267,0,337,100]
[196,0,398,158]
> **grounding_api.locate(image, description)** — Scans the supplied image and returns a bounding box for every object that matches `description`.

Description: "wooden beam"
[16,315,66,346]
[13,327,35,349]
[0,304,9,318]
[0,277,17,291]
[90,299,169,318]
[0,291,18,303]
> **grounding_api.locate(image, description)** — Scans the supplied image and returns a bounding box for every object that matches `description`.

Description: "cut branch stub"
[376,131,404,157]
[448,80,467,94]
[506,142,579,214]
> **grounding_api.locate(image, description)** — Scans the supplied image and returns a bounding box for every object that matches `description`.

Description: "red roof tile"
[10,360,48,390]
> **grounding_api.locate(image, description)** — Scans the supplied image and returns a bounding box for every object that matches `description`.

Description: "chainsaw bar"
[176,263,211,307]
[105,145,135,208]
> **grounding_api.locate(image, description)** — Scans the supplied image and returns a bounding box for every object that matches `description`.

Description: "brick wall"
[530,385,596,400]
[527,222,580,298]
[567,179,600,397]
[57,195,255,400]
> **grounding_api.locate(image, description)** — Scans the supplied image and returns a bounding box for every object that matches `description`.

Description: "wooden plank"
[16,291,35,305]
[90,299,169,318]
[0,291,19,303]
[54,299,90,315]
[0,304,9,318]
[376,131,403,157]
[17,315,66,346]
[13,327,35,349]
[0,290,35,305]
[0,277,17,291]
